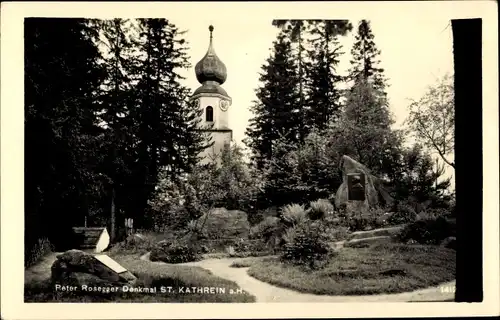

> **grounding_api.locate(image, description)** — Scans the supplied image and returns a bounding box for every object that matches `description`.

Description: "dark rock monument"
[334,155,393,212]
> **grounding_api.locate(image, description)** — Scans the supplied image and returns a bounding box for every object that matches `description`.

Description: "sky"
[169,11,455,186]
[176,16,453,143]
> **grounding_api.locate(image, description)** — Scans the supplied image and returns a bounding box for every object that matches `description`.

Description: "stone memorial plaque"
[94,254,127,274]
[347,173,366,201]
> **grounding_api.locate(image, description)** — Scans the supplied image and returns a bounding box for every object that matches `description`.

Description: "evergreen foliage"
[244,31,301,168]
[25,18,106,251]
[305,20,352,129]
[24,18,211,253]
[348,20,388,95]
[328,79,402,177]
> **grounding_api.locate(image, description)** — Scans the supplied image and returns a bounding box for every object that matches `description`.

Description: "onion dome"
[193,80,229,97]
[195,25,227,85]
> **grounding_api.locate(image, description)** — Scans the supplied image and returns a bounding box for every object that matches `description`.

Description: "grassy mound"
[247,243,455,296]
[25,253,255,303]
[229,257,267,268]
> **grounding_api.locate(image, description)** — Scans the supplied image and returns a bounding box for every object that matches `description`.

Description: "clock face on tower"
[220,100,229,112]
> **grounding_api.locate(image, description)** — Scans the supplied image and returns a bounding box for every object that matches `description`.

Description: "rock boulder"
[51,249,136,288]
[334,155,393,211]
[196,208,250,239]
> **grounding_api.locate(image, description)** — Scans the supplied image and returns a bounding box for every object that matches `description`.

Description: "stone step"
[349,225,405,240]
[344,236,392,248]
[332,235,394,250]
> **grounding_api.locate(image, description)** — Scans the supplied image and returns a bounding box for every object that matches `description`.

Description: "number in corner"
[440,285,456,293]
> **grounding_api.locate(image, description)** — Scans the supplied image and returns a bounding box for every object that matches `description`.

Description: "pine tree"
[24,18,106,252]
[244,30,300,168]
[348,20,387,95]
[305,20,352,130]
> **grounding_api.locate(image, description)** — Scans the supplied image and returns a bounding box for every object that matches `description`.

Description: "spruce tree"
[262,132,304,207]
[93,18,138,240]
[348,20,387,95]
[330,79,401,176]
[24,18,105,252]
[305,20,352,130]
[272,20,310,141]
[244,30,300,168]
[131,19,210,225]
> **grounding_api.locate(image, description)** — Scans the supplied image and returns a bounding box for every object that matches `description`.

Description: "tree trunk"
[110,187,116,242]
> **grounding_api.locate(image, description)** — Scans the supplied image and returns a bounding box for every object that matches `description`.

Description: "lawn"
[247,243,455,296]
[25,252,255,303]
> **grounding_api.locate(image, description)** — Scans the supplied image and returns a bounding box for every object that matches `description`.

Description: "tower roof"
[195,25,227,85]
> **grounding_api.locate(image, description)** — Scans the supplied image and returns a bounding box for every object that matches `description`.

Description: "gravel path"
[142,253,455,302]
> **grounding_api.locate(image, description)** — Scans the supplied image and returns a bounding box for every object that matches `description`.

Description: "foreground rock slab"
[51,249,137,291]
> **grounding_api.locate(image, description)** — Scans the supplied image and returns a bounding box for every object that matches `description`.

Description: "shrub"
[280,203,308,227]
[25,238,54,267]
[308,199,334,220]
[230,261,253,268]
[110,233,156,254]
[237,239,270,255]
[281,221,332,269]
[398,216,454,245]
[326,226,350,241]
[348,216,372,231]
[150,240,200,264]
[186,220,199,233]
[249,216,281,240]
[388,202,417,225]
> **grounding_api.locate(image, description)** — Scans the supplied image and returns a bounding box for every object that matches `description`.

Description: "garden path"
[141,253,455,302]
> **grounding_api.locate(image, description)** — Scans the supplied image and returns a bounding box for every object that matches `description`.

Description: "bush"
[237,239,270,254]
[25,238,54,267]
[280,203,308,227]
[348,216,371,231]
[150,240,200,264]
[325,226,350,241]
[388,202,417,225]
[281,221,332,269]
[398,216,454,245]
[308,199,334,220]
[110,234,156,254]
[249,216,281,239]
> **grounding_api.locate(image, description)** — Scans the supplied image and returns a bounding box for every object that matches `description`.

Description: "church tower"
[191,25,233,165]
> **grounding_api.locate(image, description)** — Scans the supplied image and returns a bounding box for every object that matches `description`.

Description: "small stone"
[441,236,456,250]
[406,239,417,245]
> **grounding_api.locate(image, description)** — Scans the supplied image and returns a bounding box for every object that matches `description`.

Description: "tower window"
[206,106,214,122]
